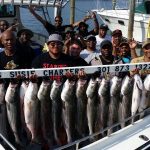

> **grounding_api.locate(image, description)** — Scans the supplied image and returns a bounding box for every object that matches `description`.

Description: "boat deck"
[80,115,150,150]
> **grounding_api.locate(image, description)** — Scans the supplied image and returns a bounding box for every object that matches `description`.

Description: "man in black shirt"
[32,33,85,80]
[0,30,30,70]
[28,6,83,38]
[16,28,36,68]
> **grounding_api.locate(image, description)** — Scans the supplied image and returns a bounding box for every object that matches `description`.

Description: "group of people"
[0,7,150,80]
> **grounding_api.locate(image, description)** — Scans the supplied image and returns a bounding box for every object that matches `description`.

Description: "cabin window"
[118,20,125,26]
[105,18,110,23]
[0,5,16,17]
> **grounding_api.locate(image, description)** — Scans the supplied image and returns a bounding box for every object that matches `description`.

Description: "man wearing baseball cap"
[90,39,114,65]
[111,29,124,57]
[95,23,111,50]
[32,33,87,80]
[130,38,150,76]
[80,35,100,64]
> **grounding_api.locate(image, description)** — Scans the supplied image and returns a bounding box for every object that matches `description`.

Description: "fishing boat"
[92,0,150,43]
[0,1,150,150]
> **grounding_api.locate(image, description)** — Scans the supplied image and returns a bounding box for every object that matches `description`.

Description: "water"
[20,0,129,36]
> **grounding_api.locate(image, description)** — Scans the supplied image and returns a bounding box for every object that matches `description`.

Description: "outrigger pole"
[112,0,116,10]
[128,0,136,40]
[70,0,75,24]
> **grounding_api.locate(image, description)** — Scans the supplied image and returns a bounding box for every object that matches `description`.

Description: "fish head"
[110,76,122,96]
[98,78,110,96]
[61,79,76,102]
[50,80,62,101]
[38,80,51,100]
[86,78,98,97]
[53,80,62,88]
[121,75,133,95]
[67,79,76,88]
[21,80,29,89]
[134,74,143,90]
[0,82,5,90]
[76,78,88,97]
[5,82,18,102]
[77,78,87,88]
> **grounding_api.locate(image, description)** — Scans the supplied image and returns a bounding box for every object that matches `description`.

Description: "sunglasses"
[49,42,62,47]
[55,20,62,22]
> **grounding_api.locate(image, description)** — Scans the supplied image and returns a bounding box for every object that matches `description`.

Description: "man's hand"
[78,69,86,79]
[128,38,137,49]
[7,23,19,31]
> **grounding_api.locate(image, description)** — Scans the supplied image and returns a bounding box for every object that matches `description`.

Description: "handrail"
[0,134,16,150]
[0,0,70,7]
[54,107,150,150]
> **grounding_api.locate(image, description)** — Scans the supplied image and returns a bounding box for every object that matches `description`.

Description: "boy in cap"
[90,39,114,65]
[111,29,123,57]
[95,23,111,50]
[77,12,99,38]
[80,35,100,64]
[130,38,150,76]
[115,40,137,64]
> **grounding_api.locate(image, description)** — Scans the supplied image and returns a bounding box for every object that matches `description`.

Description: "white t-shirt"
[95,34,112,50]
[80,49,101,64]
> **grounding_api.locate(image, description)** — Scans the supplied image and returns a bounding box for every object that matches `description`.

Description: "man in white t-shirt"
[80,35,100,64]
[95,24,111,50]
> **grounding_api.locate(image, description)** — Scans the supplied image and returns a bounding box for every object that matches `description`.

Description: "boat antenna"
[128,0,136,40]
[112,0,117,10]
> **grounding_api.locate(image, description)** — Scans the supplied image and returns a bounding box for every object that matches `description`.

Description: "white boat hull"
[93,9,150,43]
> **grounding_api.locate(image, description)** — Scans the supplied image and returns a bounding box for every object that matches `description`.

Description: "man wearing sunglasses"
[32,34,86,80]
[29,6,83,38]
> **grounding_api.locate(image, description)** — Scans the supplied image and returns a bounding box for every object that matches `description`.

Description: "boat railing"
[54,107,150,150]
[0,134,16,150]
[0,0,70,7]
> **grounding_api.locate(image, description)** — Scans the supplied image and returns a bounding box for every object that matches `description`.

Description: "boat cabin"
[135,0,150,14]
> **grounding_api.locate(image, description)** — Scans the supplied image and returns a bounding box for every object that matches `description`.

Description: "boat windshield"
[0,5,16,17]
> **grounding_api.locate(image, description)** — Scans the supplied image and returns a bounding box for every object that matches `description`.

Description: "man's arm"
[28,6,47,27]
[71,15,91,28]
[91,12,99,34]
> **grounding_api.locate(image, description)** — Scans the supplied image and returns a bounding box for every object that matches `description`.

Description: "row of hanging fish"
[0,74,150,149]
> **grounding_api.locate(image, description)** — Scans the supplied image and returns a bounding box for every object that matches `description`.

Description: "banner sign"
[0,62,149,78]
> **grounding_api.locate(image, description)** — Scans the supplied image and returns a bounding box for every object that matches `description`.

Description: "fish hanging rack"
[0,62,149,78]
[0,0,70,7]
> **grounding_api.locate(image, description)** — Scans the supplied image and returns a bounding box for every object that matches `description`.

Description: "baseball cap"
[65,27,75,33]
[100,40,112,48]
[142,38,150,48]
[119,42,129,47]
[17,28,33,38]
[100,24,108,30]
[86,35,96,41]
[47,34,63,44]
[112,29,122,36]
[77,22,89,30]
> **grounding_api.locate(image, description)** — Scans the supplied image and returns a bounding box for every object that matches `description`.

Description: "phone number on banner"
[0,62,150,78]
